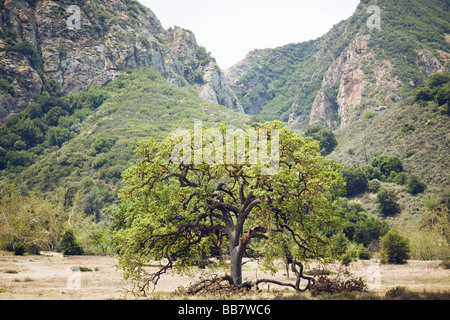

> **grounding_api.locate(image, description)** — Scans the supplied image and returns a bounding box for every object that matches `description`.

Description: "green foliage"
[393,172,409,185]
[195,46,214,66]
[0,78,14,95]
[91,137,118,155]
[60,229,84,256]
[415,73,450,109]
[112,121,346,291]
[372,156,403,177]
[13,242,25,256]
[0,89,108,172]
[341,166,368,196]
[46,127,73,147]
[361,165,382,181]
[304,125,338,156]
[0,185,68,253]
[381,230,411,264]
[364,110,375,119]
[377,188,400,217]
[367,179,381,193]
[335,198,389,247]
[194,68,204,84]
[406,175,426,195]
[6,150,35,169]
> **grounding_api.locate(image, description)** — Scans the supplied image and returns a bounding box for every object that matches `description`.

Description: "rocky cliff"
[0,0,240,121]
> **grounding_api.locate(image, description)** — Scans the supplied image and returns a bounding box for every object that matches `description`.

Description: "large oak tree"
[111,122,345,294]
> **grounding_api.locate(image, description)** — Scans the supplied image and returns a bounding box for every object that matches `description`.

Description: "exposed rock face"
[224,50,260,115]
[166,26,243,112]
[199,61,244,113]
[224,49,260,86]
[309,34,447,128]
[416,49,446,77]
[309,35,369,127]
[0,0,241,121]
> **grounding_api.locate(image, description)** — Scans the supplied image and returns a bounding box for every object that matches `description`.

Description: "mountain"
[225,0,449,130]
[0,0,242,121]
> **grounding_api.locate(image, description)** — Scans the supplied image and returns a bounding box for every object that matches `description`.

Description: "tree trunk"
[230,247,243,286]
[229,231,245,286]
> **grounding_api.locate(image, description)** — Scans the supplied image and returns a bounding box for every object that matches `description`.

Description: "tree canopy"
[111,121,346,294]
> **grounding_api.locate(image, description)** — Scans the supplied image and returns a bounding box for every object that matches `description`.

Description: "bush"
[372,156,403,177]
[353,217,389,247]
[341,166,368,196]
[340,254,352,266]
[13,242,25,256]
[381,231,410,264]
[358,246,372,260]
[377,188,401,216]
[406,175,426,195]
[394,172,409,185]
[6,150,35,169]
[367,179,381,193]
[60,230,84,256]
[305,125,338,156]
[91,137,118,155]
[361,165,382,181]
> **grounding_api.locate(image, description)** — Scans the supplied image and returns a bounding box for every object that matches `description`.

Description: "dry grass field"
[0,251,449,300]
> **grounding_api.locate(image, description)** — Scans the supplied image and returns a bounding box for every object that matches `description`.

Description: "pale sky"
[138,0,360,70]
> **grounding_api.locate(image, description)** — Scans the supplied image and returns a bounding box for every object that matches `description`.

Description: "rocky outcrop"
[224,49,260,86]
[224,50,261,114]
[309,35,370,127]
[0,0,241,121]
[416,49,446,77]
[166,26,243,112]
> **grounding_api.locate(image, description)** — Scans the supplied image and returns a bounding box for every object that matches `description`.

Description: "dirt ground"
[0,251,449,300]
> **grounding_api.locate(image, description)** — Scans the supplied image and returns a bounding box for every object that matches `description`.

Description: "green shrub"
[385,286,409,299]
[341,166,368,196]
[340,253,352,266]
[372,156,403,177]
[367,179,381,193]
[381,231,410,264]
[361,165,382,181]
[13,242,25,256]
[305,125,338,156]
[0,78,14,95]
[60,230,84,256]
[358,246,372,260]
[91,136,118,155]
[364,110,375,119]
[406,175,426,195]
[377,188,401,216]
[394,172,409,185]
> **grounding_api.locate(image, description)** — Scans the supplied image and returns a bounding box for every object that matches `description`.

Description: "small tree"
[304,125,338,156]
[381,230,410,264]
[13,242,25,256]
[60,229,84,256]
[406,175,426,195]
[367,179,381,193]
[341,166,369,196]
[377,188,400,216]
[372,156,403,177]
